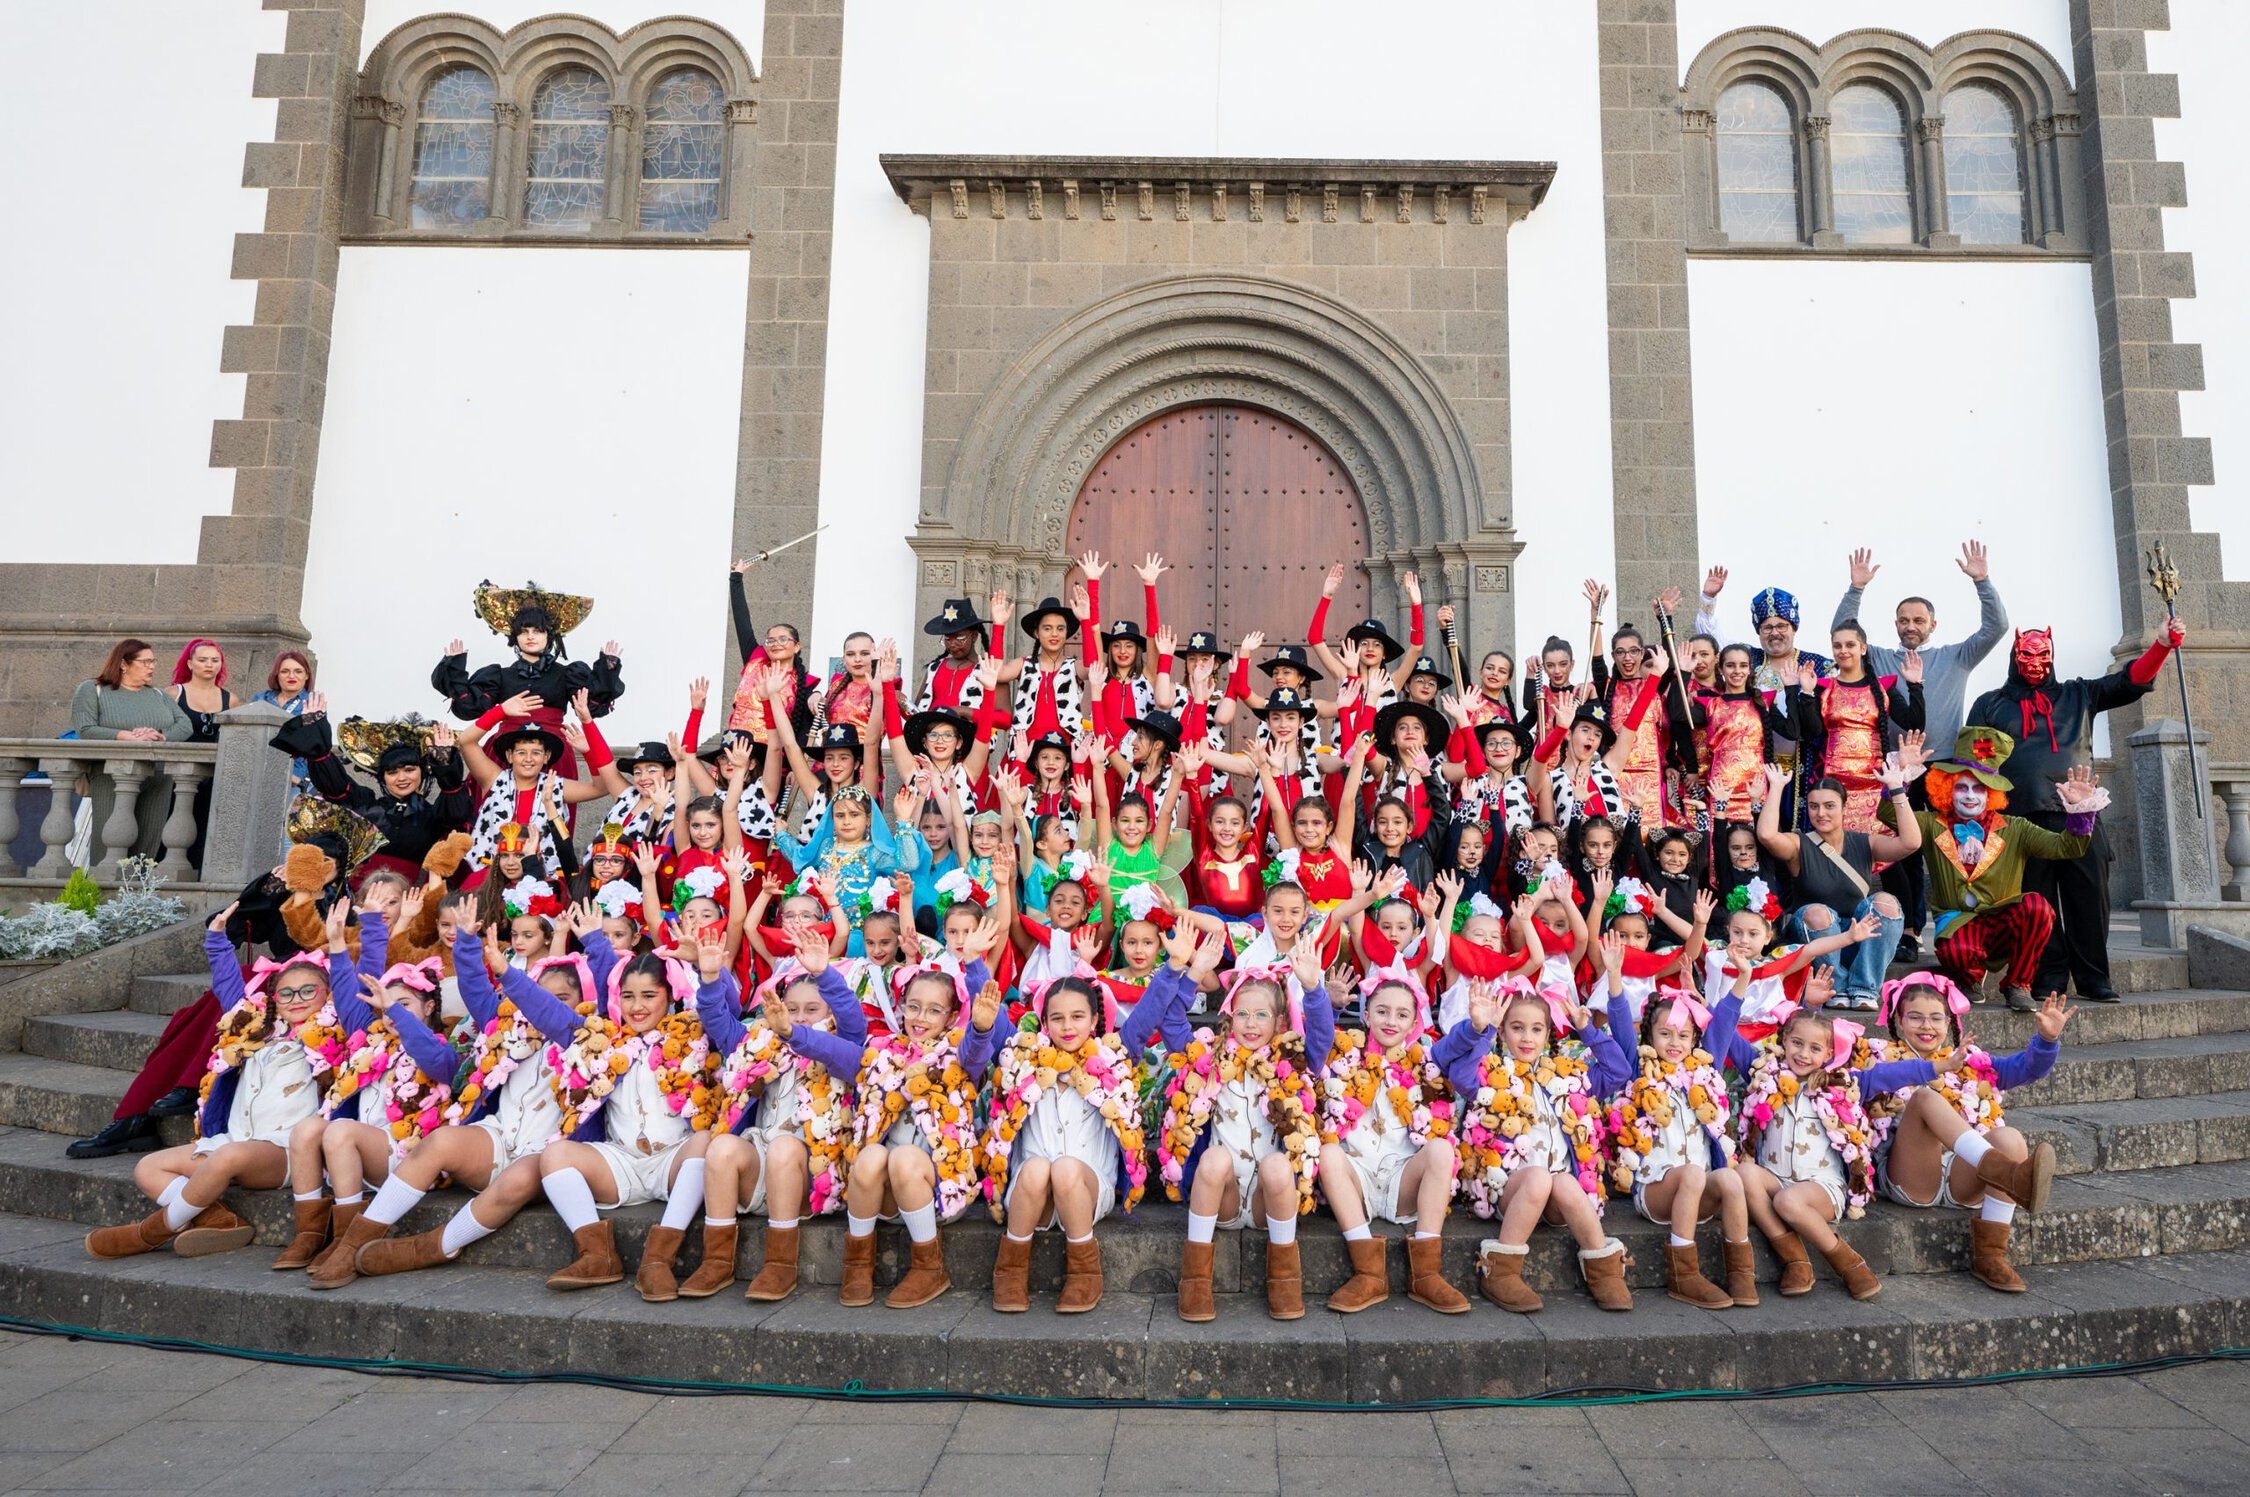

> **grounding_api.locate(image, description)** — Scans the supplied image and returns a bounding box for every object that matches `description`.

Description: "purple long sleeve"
[1853,1055,1939,1098]
[1701,992,1759,1076]
[1118,968,1177,1054]
[334,912,385,1037]
[789,1023,867,1078]
[1432,1017,1495,1098]
[452,931,502,1028]
[382,997,468,1086]
[205,928,248,1013]
[1581,1021,1635,1097]
[1992,1032,2059,1092]
[817,967,869,1048]
[498,964,588,1046]
[696,972,748,1054]
[1301,981,1335,1070]
[580,929,622,998]
[959,1015,999,1083]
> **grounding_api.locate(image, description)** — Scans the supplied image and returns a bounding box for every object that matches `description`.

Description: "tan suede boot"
[1327,1235,1390,1313]
[171,1204,256,1258]
[1057,1237,1104,1314]
[743,1224,802,1302]
[309,1212,397,1289]
[635,1225,686,1302]
[1723,1239,1760,1307]
[1476,1240,1543,1313]
[1579,1238,1634,1312]
[679,1221,740,1299]
[308,1200,364,1274]
[886,1234,952,1308]
[838,1231,876,1307]
[1969,1218,2026,1293]
[85,1208,178,1260]
[270,1198,331,1271]
[1265,1240,1305,1321]
[1972,1142,2056,1216]
[344,1223,452,1283]
[1176,1238,1216,1322]
[1820,1238,1882,1300]
[991,1233,1033,1313]
[546,1221,625,1290]
[1665,1242,1734,1310]
[1770,1231,1816,1296]
[1407,1235,1470,1314]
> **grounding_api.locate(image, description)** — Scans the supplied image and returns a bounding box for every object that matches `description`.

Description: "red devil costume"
[1964,621,2183,1000]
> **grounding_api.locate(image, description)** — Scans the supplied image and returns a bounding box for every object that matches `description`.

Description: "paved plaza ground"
[0,1327,2239,1495]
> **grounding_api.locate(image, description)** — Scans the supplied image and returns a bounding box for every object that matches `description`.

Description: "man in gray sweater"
[1832,539,2009,956]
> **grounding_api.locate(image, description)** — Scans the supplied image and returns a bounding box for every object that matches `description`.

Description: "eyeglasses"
[763,633,795,648]
[274,983,325,1002]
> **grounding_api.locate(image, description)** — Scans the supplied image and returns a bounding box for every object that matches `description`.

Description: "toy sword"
[2144,542,2203,818]
[745,525,828,565]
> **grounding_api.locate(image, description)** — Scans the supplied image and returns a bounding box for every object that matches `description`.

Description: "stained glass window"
[525,66,610,230]
[1716,81,1801,244]
[639,67,725,233]
[1944,84,2030,245]
[1831,84,1915,245]
[409,65,495,229]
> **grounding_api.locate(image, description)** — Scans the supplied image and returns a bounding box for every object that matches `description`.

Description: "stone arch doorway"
[1064,404,1369,647]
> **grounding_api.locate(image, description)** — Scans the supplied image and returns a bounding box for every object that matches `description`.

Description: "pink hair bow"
[1221,962,1304,1035]
[753,958,806,1006]
[1826,1015,1866,1066]
[1024,963,1119,1032]
[891,956,970,1008]
[379,958,442,993]
[1878,973,1970,1026]
[246,951,329,998]
[532,952,598,1008]
[1358,959,1431,1033]
[600,953,693,1021]
[1650,985,1709,1033]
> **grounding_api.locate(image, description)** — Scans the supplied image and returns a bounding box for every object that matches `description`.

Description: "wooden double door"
[1065,404,1369,648]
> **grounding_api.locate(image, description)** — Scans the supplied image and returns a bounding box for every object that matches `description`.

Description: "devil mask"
[2012,628,2053,686]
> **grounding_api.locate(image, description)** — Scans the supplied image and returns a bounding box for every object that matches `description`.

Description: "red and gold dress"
[1607,675,1674,829]
[1696,691,1770,824]
[1812,677,1888,832]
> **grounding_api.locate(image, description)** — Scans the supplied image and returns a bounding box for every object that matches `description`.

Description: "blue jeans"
[1784,894,1903,1002]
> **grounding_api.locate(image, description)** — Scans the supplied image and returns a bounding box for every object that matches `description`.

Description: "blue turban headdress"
[1750,587,1801,628]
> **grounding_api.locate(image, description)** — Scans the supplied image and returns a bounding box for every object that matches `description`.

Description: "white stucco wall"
[2150,2,2250,581]
[300,248,749,723]
[1675,0,2074,78]
[1687,259,2120,731]
[811,0,1615,666]
[0,2,284,564]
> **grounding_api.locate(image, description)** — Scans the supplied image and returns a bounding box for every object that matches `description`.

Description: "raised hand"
[1589,868,1615,907]
[209,900,239,934]
[761,984,794,1042]
[1070,583,1091,619]
[1077,550,1108,581]
[500,690,544,719]
[445,638,466,658]
[601,640,621,661]
[1957,541,1991,583]
[792,926,830,978]
[1162,922,1201,971]
[877,639,900,682]
[399,884,427,929]
[732,557,758,575]
[323,898,351,948]
[989,589,1011,621]
[1402,571,1422,606]
[1645,646,1670,679]
[1702,565,1728,600]
[1582,578,1609,618]
[1901,649,1924,686]
[561,722,590,755]
[1897,729,1927,776]
[1467,980,1501,1032]
[1599,930,1624,972]
[2036,994,2076,1042]
[1288,928,1325,995]
[431,722,455,752]
[1777,655,1801,689]
[634,843,661,877]
[1433,868,1464,903]
[1322,562,1345,599]
[1151,624,1177,659]
[1072,924,1104,966]
[1846,913,1880,944]
[969,915,1005,958]
[1763,763,1789,797]
[2056,764,2102,810]
[1657,585,1685,616]
[1691,888,1717,926]
[1804,965,1836,1010]
[1848,548,1879,590]
[970,980,1003,1033]
[1135,552,1168,586]
[1437,604,1455,631]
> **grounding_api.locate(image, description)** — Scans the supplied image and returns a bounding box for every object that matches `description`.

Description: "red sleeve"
[579,720,614,770]
[1450,725,1486,776]
[882,678,905,742]
[1339,701,1375,754]
[681,705,704,751]
[2130,633,2176,685]
[1621,677,1661,733]
[1403,779,1430,838]
[1226,658,1251,701]
[476,702,508,730]
[1183,782,1211,860]
[1534,725,1567,763]
[1082,579,1102,667]
[1180,697,1209,745]
[1143,581,1161,641]
[990,620,1007,659]
[1409,602,1425,650]
[1308,595,1332,648]
[975,705,1005,744]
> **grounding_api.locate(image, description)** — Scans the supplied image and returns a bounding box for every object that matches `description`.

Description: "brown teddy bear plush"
[385,831,478,969]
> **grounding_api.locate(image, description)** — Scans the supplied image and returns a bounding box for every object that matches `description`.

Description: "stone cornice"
[880,154,1555,223]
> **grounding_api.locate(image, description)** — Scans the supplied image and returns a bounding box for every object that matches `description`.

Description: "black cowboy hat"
[1018,596,1081,640]
[614,740,676,774]
[1372,700,1449,763]
[922,596,987,637]
[1255,685,1318,721]
[1100,618,1147,649]
[1476,715,1535,767]
[1258,643,1326,686]
[1024,729,1073,761]
[1127,709,1184,751]
[903,705,975,758]
[1343,617,1407,665]
[1566,700,1617,755]
[1178,629,1231,663]
[811,721,865,759]
[1405,654,1453,690]
[694,728,759,770]
[487,719,566,763]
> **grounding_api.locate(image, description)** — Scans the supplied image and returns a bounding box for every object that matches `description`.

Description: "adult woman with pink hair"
[171,638,235,866]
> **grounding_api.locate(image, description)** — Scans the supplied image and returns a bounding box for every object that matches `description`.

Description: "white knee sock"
[1953,1130,1994,1169]
[846,1212,877,1239]
[333,1190,364,1207]
[1413,1229,1440,1240]
[1341,1222,1372,1242]
[1267,1214,1297,1247]
[769,1216,800,1232]
[164,1192,202,1231]
[542,1167,601,1233]
[1006,1230,1034,1243]
[439,1201,494,1257]
[659,1161,706,1232]
[1670,1234,1696,1248]
[900,1201,939,1243]
[1067,1233,1093,1245]
[705,1214,734,1230]
[293,1189,325,1203]
[1980,1196,2016,1224]
[157,1178,186,1210]
[366,1175,424,1227]
[1185,1211,1217,1245]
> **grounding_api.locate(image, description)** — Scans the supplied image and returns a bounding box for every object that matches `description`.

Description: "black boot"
[148,1088,199,1118]
[67,1115,160,1160]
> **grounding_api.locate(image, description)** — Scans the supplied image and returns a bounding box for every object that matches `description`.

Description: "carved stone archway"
[908,272,1523,668]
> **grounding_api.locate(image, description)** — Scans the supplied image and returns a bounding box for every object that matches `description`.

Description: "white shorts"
[1003,1143,1118,1230]
[468,1116,545,1175]
[1878,1146,1966,1209]
[192,1126,294,1156]
[1340,1152,1415,1227]
[587,1136,693,1209]
[875,1119,972,1225]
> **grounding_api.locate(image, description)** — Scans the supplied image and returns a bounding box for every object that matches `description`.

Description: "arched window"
[409,65,495,229]
[1715,81,1801,243]
[1944,83,2029,245]
[524,66,611,231]
[639,67,725,233]
[1829,84,1914,244]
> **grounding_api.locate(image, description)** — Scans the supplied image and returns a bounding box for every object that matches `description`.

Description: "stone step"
[1,1204,2245,1399]
[22,1010,169,1074]
[2107,942,2193,994]
[2015,1091,2250,1177]
[127,973,208,1017]
[0,1057,193,1146]
[4,1124,2246,1299]
[1956,987,2250,1049]
[2010,1032,2250,1106]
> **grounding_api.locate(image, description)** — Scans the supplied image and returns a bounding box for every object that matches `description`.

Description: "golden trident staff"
[2144,541,2203,818]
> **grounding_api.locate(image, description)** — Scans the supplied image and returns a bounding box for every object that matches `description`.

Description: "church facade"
[1,0,2242,896]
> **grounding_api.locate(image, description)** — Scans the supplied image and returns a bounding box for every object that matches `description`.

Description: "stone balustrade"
[2131,720,2250,945]
[0,701,292,896]
[2214,764,2250,905]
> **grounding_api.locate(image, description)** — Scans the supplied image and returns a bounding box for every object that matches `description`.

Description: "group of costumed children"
[82,559,2090,1318]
